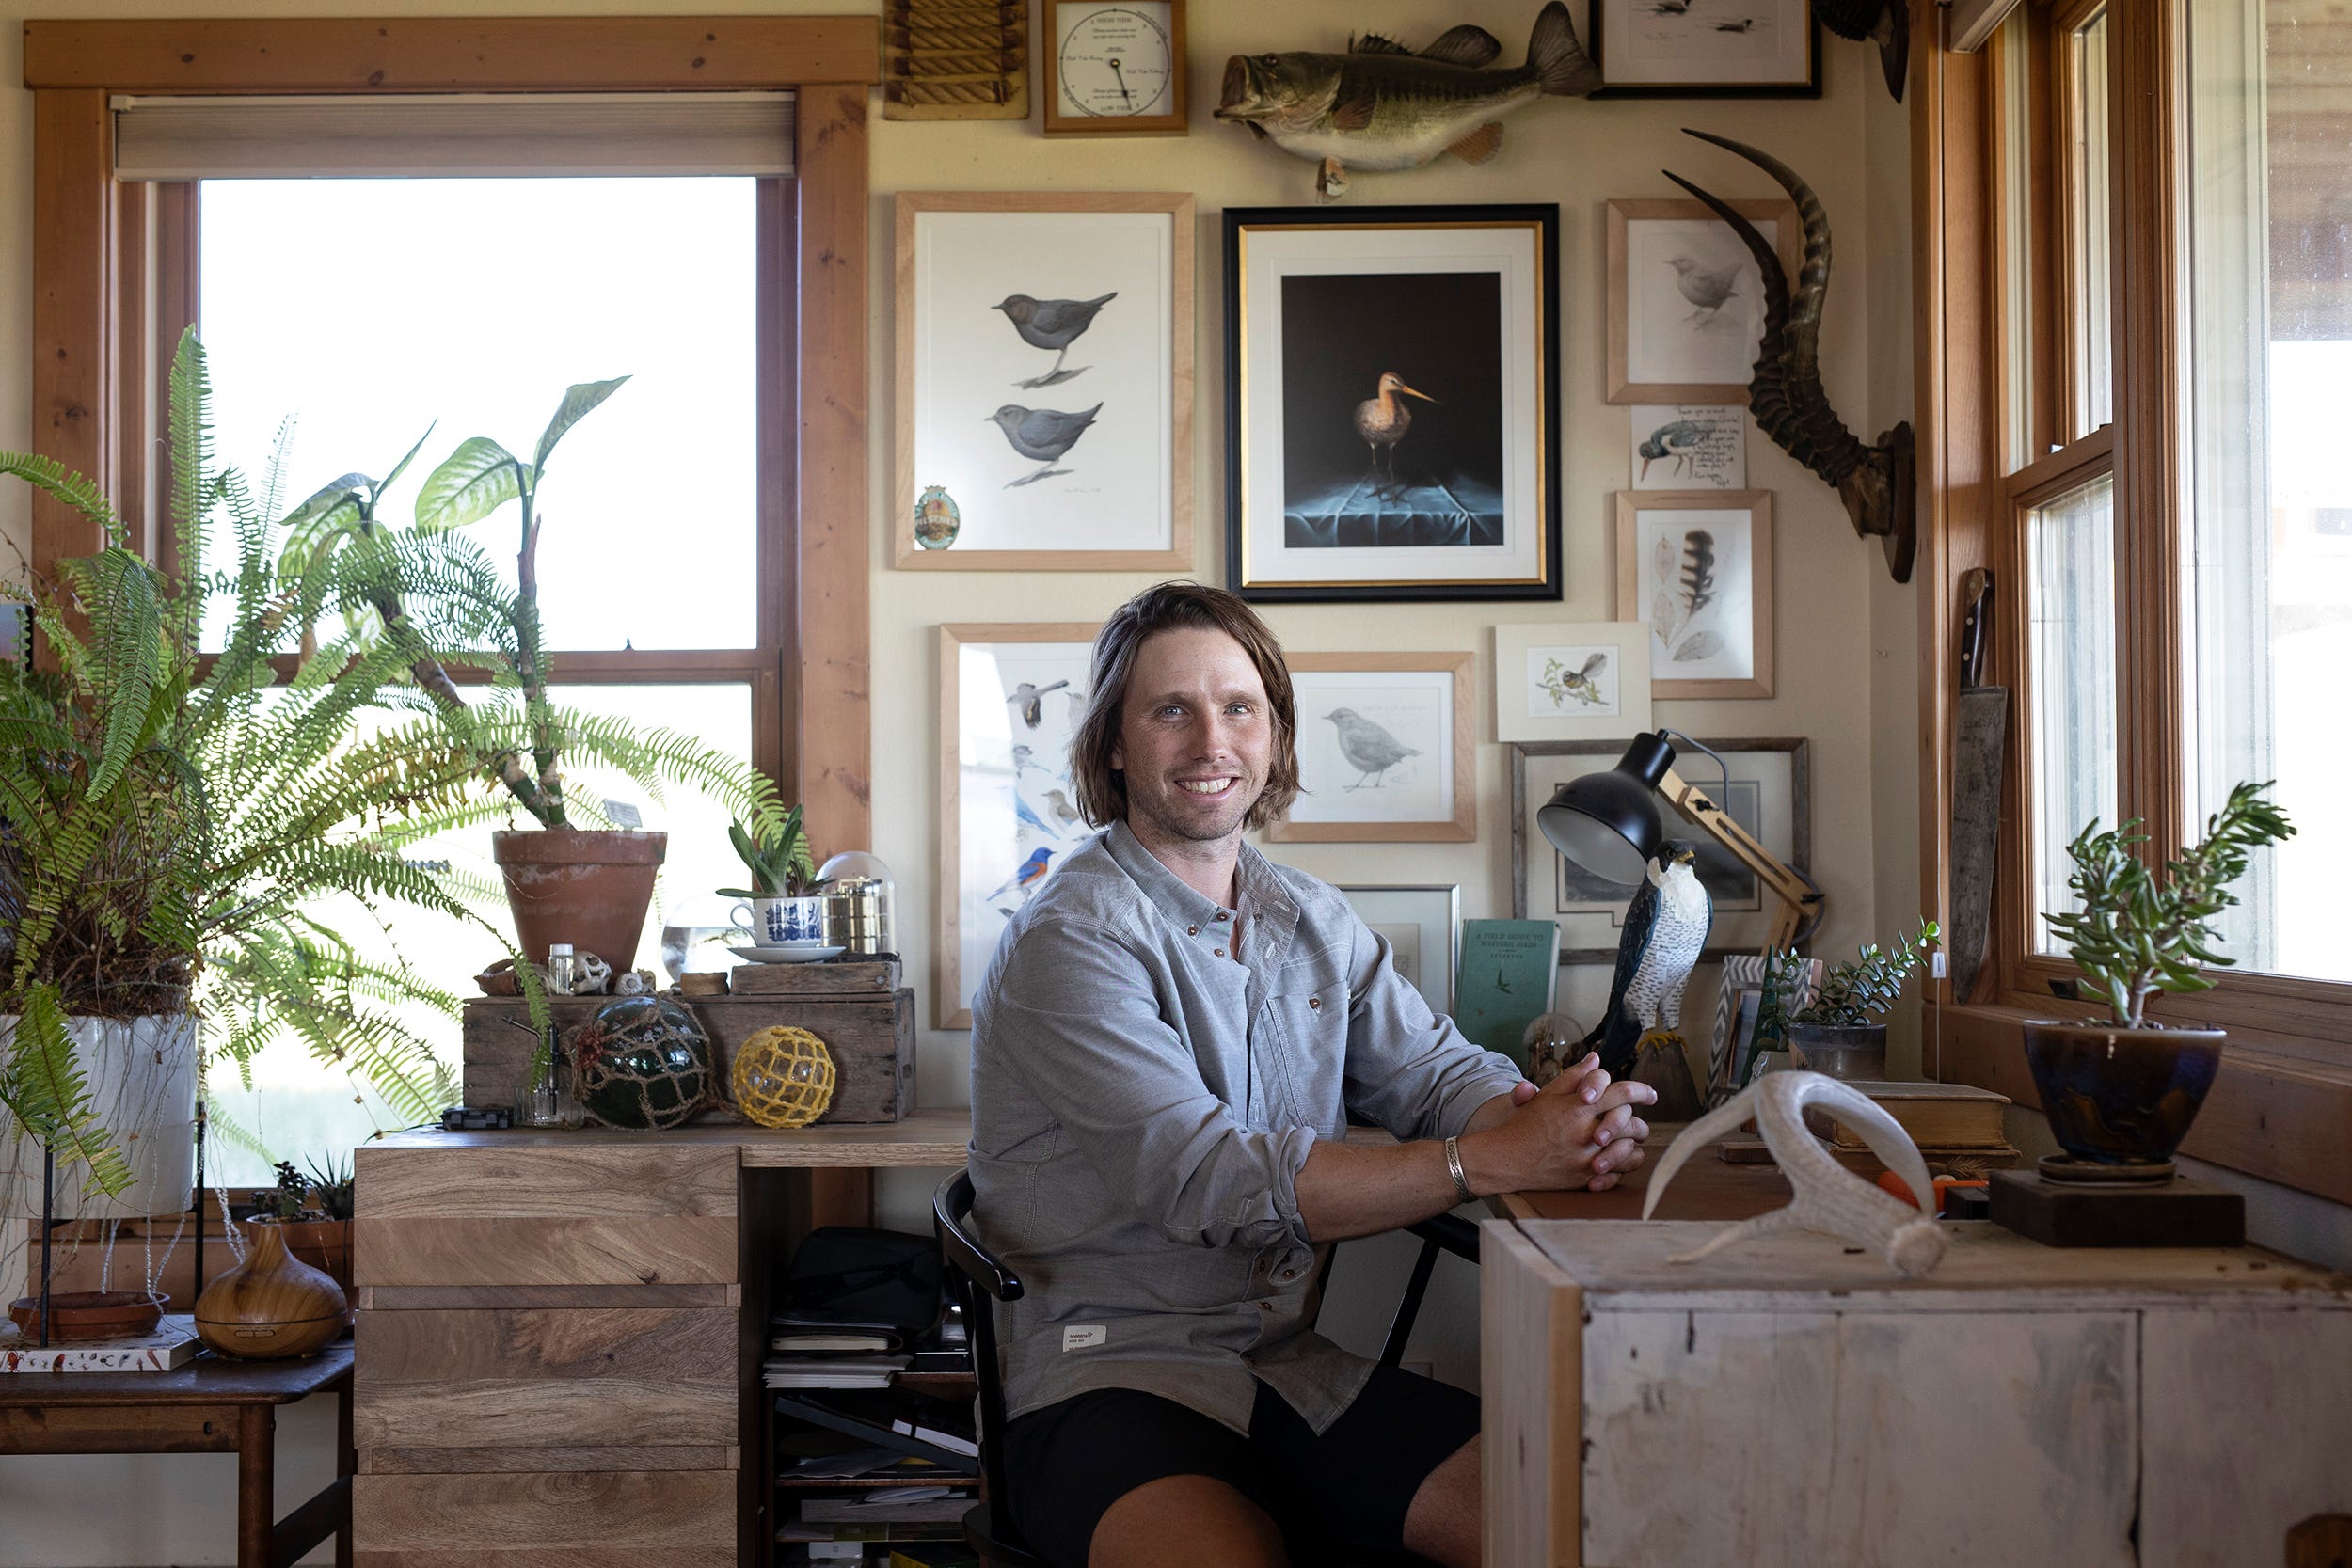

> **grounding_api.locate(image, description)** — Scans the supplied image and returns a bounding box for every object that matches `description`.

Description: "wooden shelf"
[773,1471,977,1490]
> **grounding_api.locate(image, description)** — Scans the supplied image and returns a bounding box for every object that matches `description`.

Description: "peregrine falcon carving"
[1584,840,1712,1081]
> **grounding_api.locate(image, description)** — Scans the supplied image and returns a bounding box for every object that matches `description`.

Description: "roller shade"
[111,91,796,180]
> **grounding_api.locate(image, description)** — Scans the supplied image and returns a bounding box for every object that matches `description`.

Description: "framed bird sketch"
[1629,404,1744,489]
[1264,653,1476,843]
[1223,205,1562,603]
[1335,884,1461,1019]
[1606,198,1800,404]
[1616,490,1774,699]
[938,622,1100,1029]
[1492,621,1653,743]
[1589,0,1820,96]
[895,192,1193,570]
[1511,737,1809,963]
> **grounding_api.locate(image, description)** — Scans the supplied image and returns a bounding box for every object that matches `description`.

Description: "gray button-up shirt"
[969,820,1521,1435]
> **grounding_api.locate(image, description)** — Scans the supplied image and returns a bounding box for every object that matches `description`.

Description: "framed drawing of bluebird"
[1224,205,1561,603]
[938,622,1100,1028]
[1509,736,1809,962]
[1264,653,1476,843]
[1606,197,1800,404]
[896,192,1193,571]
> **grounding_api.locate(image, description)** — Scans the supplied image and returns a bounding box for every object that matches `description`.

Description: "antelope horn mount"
[1664,129,1917,583]
[1644,1069,1948,1277]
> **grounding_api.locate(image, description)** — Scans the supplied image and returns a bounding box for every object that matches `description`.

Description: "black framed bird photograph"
[1263,653,1476,843]
[1224,204,1561,603]
[895,191,1193,571]
[1588,0,1820,96]
[1606,197,1800,404]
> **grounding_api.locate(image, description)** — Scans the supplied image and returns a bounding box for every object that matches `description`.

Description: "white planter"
[1,1012,198,1220]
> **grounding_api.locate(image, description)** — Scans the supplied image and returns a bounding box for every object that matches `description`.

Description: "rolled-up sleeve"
[1338,915,1524,1142]
[993,917,1317,1251]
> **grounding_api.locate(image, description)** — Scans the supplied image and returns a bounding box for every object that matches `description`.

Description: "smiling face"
[1111,626,1275,863]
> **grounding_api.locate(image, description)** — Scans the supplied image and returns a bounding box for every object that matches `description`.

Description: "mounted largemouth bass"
[1216,2,1599,196]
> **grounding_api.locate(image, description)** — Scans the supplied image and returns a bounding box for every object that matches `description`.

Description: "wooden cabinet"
[1484,1220,2352,1568]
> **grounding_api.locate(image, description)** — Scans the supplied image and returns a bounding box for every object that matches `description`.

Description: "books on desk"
[764,1353,912,1389]
[0,1313,199,1373]
[1801,1080,2011,1148]
[772,1313,908,1354]
[1454,919,1561,1072]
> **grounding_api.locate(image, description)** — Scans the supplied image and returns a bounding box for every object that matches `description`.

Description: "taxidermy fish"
[1215,1,1600,197]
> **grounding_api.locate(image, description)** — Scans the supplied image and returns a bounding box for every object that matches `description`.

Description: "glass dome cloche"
[817,850,897,958]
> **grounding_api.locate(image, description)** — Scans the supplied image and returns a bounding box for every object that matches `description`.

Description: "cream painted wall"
[0,3,1914,1560]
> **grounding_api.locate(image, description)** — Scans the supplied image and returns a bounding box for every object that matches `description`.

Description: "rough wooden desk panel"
[353,1467,736,1565]
[1486,1220,2352,1568]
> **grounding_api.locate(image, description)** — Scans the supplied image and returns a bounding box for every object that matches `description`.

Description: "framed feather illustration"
[1614,490,1774,698]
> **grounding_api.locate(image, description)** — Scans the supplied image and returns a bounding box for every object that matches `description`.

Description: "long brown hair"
[1069,582,1300,831]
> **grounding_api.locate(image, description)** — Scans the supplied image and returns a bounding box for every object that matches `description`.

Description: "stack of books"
[1812,1080,2021,1177]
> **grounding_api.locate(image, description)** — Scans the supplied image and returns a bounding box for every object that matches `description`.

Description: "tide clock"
[1041,0,1188,136]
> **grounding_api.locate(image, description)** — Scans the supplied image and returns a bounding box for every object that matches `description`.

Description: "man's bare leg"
[1089,1474,1287,1568]
[1401,1433,1481,1568]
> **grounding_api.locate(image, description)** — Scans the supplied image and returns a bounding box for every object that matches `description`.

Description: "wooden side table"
[0,1339,354,1568]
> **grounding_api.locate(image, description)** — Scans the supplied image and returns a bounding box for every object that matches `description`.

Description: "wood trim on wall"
[23,16,881,91]
[31,87,113,571]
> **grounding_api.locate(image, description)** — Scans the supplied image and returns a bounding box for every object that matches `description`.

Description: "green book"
[1452,919,1560,1071]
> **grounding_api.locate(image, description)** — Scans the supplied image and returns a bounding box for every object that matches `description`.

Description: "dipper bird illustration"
[1042,787,1085,828]
[988,404,1102,487]
[1664,129,1918,580]
[1323,707,1420,789]
[1581,841,1711,1082]
[1355,372,1438,498]
[1007,679,1070,729]
[1667,256,1742,322]
[1817,0,1910,102]
[986,847,1056,901]
[993,292,1117,388]
[1215,2,1600,198]
[1638,419,1711,480]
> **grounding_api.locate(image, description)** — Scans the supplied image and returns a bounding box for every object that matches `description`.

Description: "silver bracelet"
[1443,1135,1474,1204]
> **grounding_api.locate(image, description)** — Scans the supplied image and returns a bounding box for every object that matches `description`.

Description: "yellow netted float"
[729,1025,836,1129]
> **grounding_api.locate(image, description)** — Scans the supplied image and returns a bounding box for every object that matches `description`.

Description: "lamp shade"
[1536,733,1677,883]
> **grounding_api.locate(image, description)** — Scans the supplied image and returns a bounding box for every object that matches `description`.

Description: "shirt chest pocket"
[1260,977,1351,1132]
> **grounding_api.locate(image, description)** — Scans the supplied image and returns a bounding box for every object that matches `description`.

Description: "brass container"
[824,877,895,956]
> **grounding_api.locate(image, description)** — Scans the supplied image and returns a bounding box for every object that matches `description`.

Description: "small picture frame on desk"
[1335,883,1461,1018]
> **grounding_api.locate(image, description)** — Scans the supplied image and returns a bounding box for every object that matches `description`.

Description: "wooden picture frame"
[1590,0,1820,97]
[1615,490,1775,700]
[1492,621,1653,743]
[1041,0,1190,135]
[937,622,1100,1029]
[895,191,1193,570]
[1607,198,1802,405]
[1512,737,1811,963]
[1224,204,1562,603]
[1265,652,1476,843]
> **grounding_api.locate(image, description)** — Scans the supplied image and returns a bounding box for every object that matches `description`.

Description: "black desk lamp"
[1536,729,1824,951]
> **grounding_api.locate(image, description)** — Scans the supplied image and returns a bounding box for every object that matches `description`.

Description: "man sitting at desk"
[970,582,1657,1568]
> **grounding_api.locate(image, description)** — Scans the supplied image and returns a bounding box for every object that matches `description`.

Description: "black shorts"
[999,1364,1480,1568]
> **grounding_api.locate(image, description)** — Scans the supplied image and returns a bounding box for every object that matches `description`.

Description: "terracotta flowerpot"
[492,828,667,973]
[2022,1019,2226,1170]
[1788,1022,1889,1081]
[193,1219,348,1359]
[7,1289,166,1342]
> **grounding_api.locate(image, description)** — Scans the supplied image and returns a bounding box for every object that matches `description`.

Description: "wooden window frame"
[22,14,875,854]
[1915,0,2352,1207]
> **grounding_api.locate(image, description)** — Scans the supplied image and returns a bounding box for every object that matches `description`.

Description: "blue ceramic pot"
[2021,1020,2225,1166]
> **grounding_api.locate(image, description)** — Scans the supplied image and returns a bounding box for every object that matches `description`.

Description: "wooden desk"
[1497,1123,1791,1222]
[0,1340,354,1568]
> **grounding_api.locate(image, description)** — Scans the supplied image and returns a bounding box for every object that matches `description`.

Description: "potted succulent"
[1755,920,1939,1083]
[258,1155,357,1294]
[719,805,825,948]
[2029,781,2295,1174]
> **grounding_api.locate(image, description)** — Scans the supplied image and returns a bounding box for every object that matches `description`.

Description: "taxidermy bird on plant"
[1664,130,1917,582]
[1582,842,1710,1120]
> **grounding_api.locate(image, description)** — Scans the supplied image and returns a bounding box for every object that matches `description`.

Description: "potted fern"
[2029,781,2295,1174]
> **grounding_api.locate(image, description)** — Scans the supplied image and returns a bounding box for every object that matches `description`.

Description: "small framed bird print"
[1588,0,1820,97]
[1264,653,1476,843]
[896,191,1194,571]
[1606,198,1801,404]
[1615,490,1774,699]
[1491,622,1653,742]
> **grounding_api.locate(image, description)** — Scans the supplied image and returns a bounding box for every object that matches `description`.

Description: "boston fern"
[2043,781,2295,1029]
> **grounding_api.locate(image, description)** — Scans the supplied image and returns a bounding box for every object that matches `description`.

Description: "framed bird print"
[1606,198,1800,404]
[895,192,1193,571]
[1492,621,1653,743]
[1589,0,1820,97]
[938,622,1100,1029]
[1510,737,1810,963]
[1263,653,1475,843]
[1223,205,1562,603]
[1616,490,1774,699]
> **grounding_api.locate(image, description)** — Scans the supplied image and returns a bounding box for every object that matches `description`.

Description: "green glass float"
[568,995,715,1131]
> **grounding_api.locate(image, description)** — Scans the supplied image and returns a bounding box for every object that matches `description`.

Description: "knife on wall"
[1948,568,2007,1005]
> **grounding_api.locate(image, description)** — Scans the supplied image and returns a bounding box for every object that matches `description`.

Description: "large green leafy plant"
[2043,780,2295,1028]
[0,331,515,1191]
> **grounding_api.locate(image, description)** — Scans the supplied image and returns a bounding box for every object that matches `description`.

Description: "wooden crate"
[462,990,916,1124]
[1484,1219,2352,1568]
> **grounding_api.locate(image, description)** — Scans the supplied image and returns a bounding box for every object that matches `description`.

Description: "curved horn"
[1660,168,1804,463]
[1641,1084,1766,1221]
[1782,1075,1937,1223]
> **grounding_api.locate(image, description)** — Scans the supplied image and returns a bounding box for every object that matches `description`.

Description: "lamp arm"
[1659,766,1826,949]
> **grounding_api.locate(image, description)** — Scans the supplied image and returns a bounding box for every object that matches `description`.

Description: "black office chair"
[932,1170,1479,1568]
